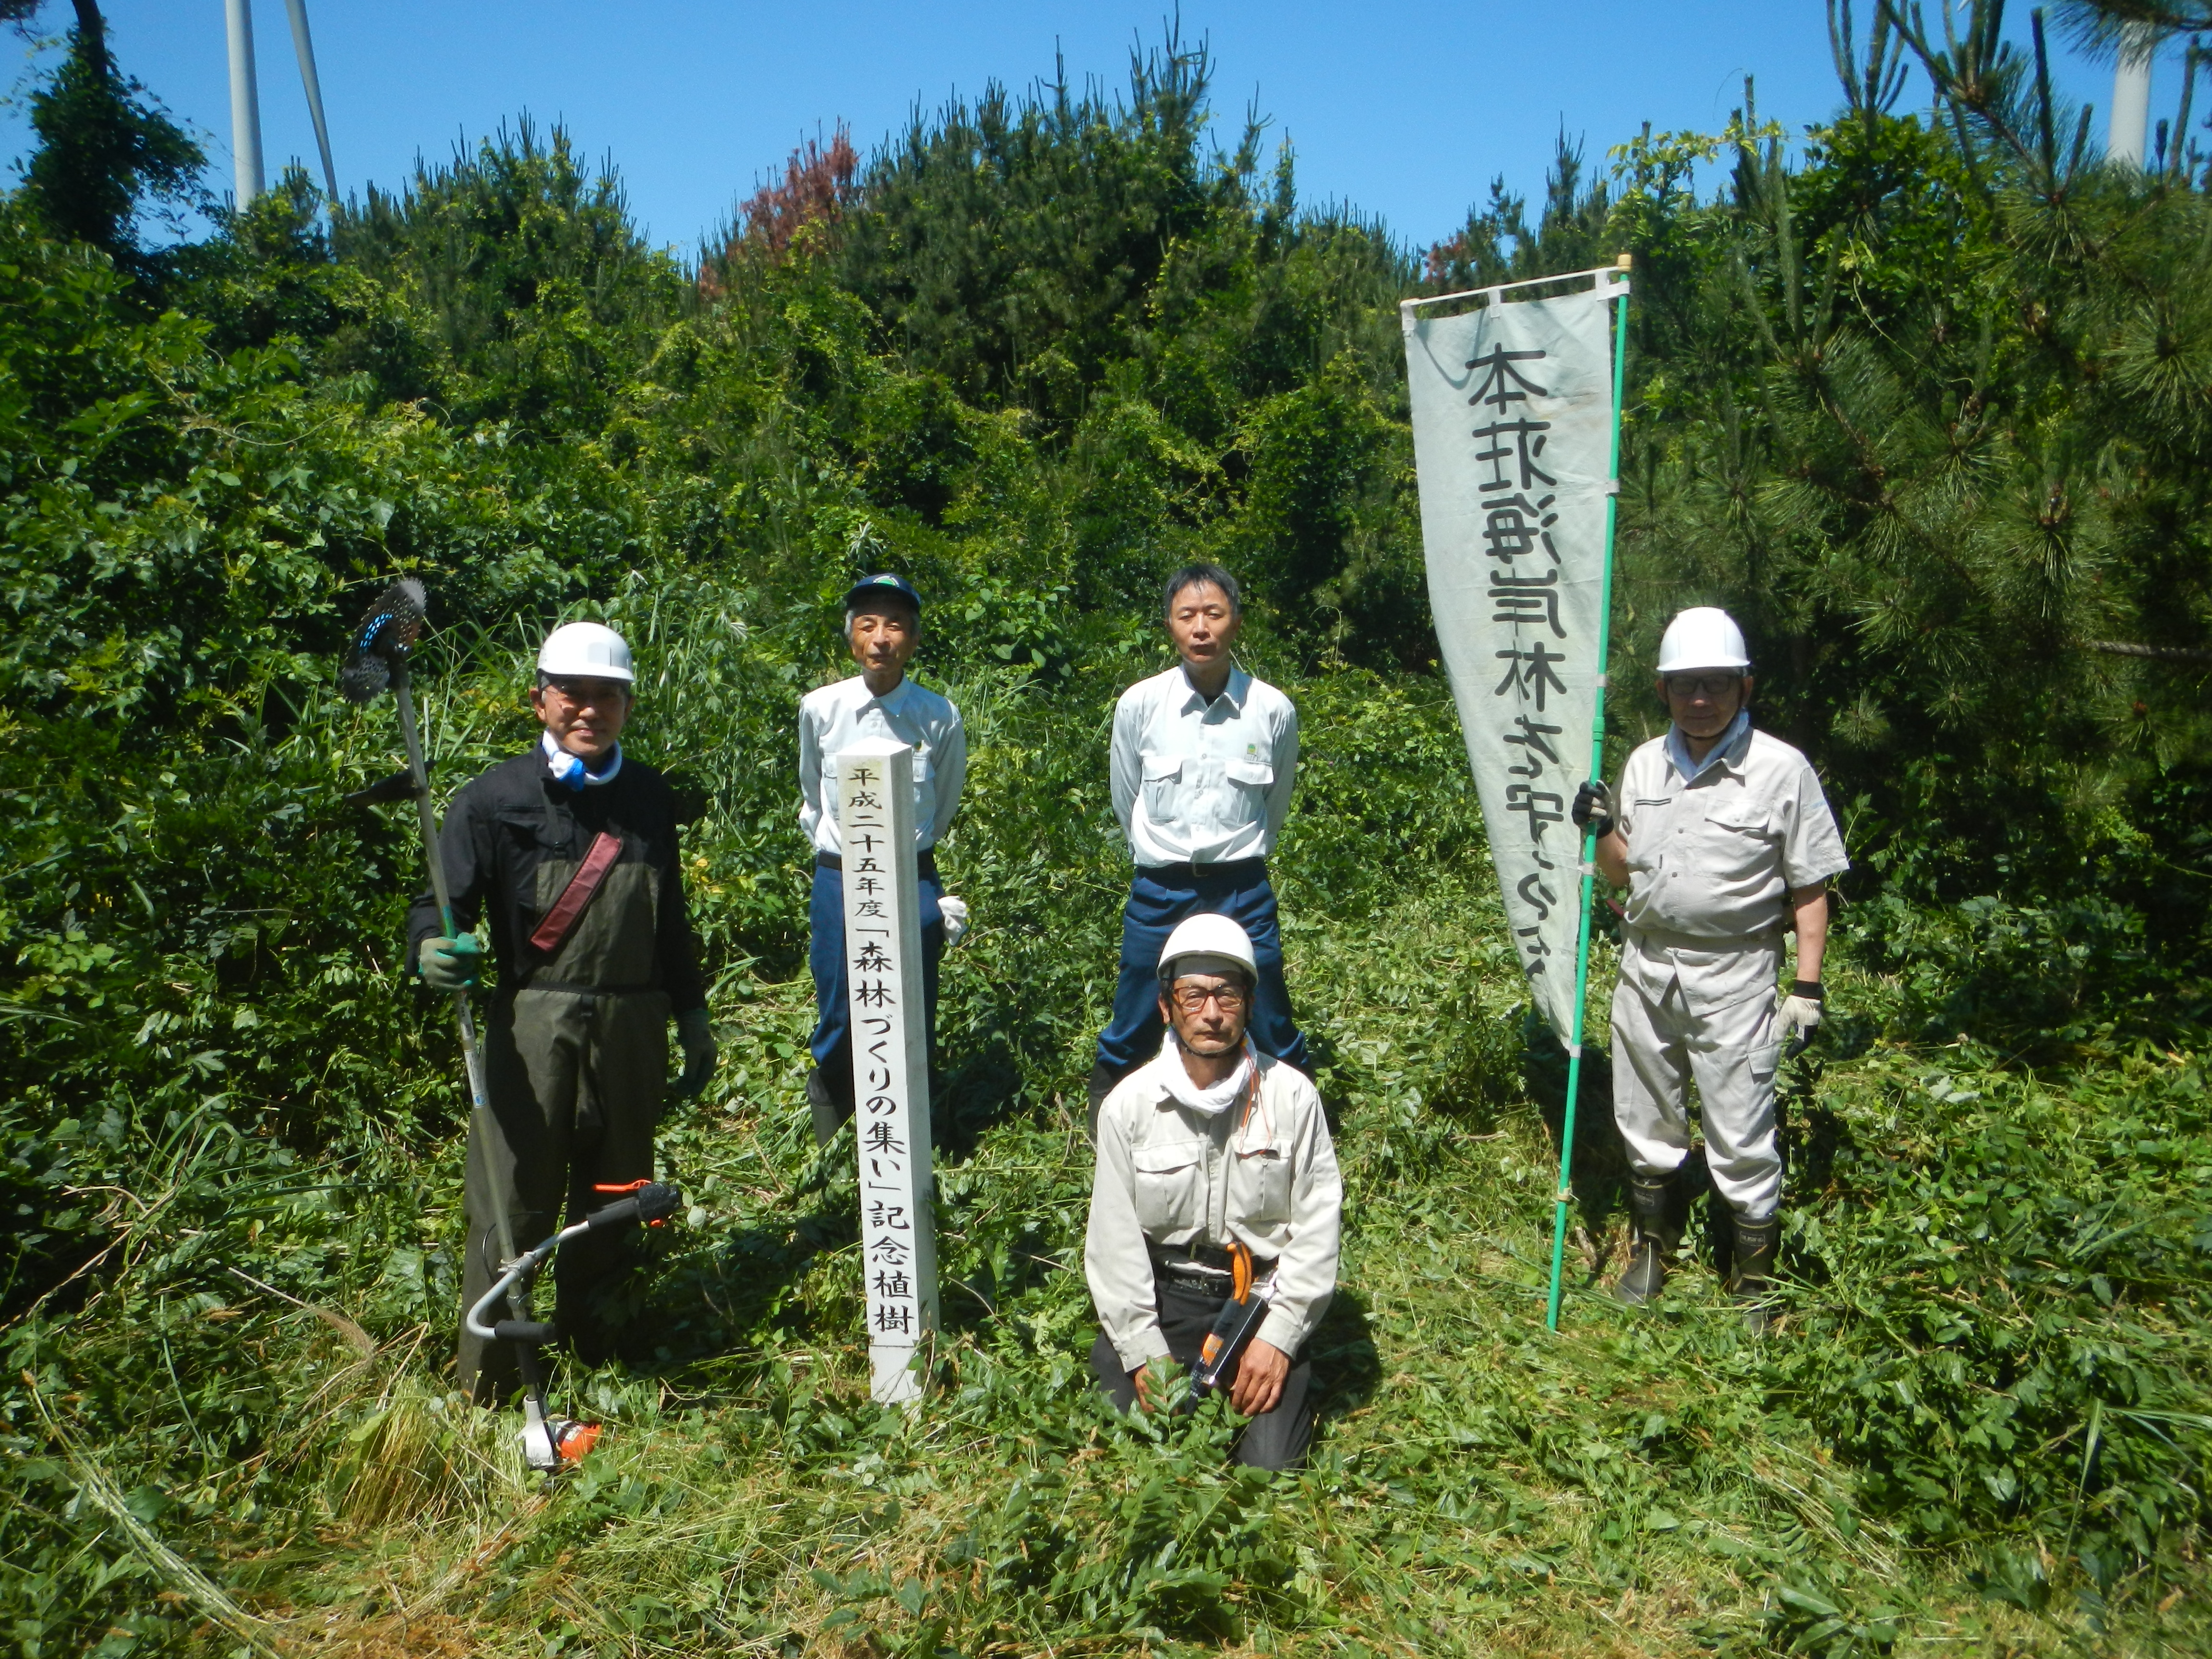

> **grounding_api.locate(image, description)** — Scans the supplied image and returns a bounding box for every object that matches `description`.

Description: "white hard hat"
[1656,607,1750,674]
[1157,913,1259,984]
[537,621,634,683]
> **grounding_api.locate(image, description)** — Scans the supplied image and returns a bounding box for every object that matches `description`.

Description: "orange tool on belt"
[1188,1239,1268,1407]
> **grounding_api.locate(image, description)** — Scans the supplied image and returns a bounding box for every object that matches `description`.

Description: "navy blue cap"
[842,573,922,615]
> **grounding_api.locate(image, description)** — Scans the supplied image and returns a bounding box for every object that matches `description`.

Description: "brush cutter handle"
[464,1186,684,1340]
[585,1181,680,1231]
[493,1319,559,1346]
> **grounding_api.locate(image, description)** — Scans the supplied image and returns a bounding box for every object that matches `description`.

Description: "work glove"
[1779,980,1824,1057]
[673,1007,719,1100]
[418,932,484,991]
[1571,779,1615,841]
[938,894,970,949]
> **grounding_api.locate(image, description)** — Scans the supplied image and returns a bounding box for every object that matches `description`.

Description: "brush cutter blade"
[338,577,428,705]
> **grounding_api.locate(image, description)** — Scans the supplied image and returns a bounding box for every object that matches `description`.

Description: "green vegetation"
[0,2,2207,1653]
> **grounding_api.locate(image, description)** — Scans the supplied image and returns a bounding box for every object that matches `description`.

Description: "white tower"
[2110,24,2155,168]
[224,0,264,206]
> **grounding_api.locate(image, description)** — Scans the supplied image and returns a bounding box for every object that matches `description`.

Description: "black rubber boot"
[1612,1175,1685,1306]
[1085,1060,1129,1142]
[1729,1212,1780,1335]
[806,1066,852,1148]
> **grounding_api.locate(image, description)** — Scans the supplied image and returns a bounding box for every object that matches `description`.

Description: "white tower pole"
[2110,24,2155,167]
[282,0,338,201]
[224,0,264,206]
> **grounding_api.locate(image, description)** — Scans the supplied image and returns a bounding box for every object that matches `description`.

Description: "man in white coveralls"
[1086,913,1342,1471]
[1572,607,1848,1332]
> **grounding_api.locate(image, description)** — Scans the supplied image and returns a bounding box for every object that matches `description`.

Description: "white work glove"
[1778,981,1824,1056]
[938,895,970,948]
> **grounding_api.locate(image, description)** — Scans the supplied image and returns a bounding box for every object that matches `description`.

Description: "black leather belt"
[817,849,938,879]
[1139,857,1267,884]
[1150,1243,1276,1288]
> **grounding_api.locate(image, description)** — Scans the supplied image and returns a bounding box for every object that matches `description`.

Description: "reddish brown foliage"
[699,124,858,299]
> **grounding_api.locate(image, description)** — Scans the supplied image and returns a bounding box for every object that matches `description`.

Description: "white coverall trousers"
[1611,963,1783,1221]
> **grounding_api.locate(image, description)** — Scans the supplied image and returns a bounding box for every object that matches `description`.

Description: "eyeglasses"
[1168,982,1250,1015]
[543,678,628,707]
[1664,673,1742,699]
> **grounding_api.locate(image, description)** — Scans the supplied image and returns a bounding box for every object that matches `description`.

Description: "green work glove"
[673,1007,719,1100]
[418,932,484,991]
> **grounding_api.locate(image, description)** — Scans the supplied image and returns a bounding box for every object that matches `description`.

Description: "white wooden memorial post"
[835,739,939,1404]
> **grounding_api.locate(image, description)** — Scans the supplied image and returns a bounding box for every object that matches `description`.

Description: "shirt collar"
[1176,664,1250,714]
[856,673,912,711]
[1666,709,1752,784]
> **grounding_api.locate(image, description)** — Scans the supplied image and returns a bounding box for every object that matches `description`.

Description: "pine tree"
[17,0,202,271]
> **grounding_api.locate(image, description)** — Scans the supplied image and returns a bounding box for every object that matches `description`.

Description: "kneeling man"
[1085,914,1342,1470]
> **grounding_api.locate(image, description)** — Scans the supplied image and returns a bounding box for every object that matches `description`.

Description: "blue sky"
[2,2,2198,257]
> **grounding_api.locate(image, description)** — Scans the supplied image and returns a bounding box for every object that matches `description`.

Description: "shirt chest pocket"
[1225,759,1273,795]
[498,809,570,857]
[1231,1143,1292,1226]
[1140,753,1184,824]
[1696,799,1774,878]
[1624,797,1672,873]
[1129,1138,1207,1233]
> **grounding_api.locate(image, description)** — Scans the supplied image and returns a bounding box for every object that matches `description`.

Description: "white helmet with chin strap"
[1656,607,1750,674]
[538,621,635,684]
[1156,913,1259,986]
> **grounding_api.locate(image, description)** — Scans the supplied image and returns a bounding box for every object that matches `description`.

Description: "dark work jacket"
[404,748,706,1013]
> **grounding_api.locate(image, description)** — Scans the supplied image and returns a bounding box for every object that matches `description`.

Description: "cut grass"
[74,869,2189,1658]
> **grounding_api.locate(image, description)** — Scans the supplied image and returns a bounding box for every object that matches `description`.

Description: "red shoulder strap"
[528,830,624,955]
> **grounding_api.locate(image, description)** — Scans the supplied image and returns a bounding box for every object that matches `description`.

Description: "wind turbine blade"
[224,0,264,207]
[283,0,339,201]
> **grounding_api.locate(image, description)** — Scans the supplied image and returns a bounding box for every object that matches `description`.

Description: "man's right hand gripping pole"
[420,933,484,992]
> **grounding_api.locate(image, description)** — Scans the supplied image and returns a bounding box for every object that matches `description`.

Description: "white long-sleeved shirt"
[1085,1045,1342,1371]
[1109,665,1298,866]
[796,674,965,855]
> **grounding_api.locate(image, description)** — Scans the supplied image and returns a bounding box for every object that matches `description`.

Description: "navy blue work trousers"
[1096,859,1308,1073]
[808,858,945,1081]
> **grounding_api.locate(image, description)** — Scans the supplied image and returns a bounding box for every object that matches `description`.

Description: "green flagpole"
[1546,257,1632,1333]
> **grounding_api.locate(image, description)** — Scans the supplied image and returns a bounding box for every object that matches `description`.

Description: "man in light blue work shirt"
[797,575,967,1145]
[1088,563,1308,1132]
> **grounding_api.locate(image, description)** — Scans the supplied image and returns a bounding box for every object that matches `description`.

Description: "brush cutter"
[337,579,570,1457]
[465,1180,683,1468]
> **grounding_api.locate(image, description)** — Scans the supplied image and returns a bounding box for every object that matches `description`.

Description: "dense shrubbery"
[0,2,2207,1653]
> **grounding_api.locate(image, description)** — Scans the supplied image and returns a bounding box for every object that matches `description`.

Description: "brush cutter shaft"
[391,665,510,1263]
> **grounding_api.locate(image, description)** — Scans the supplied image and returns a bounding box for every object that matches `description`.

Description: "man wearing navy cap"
[797,576,968,1144]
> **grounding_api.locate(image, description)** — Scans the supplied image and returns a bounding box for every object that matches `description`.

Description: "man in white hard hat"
[1085,913,1342,1471]
[1090,563,1309,1134]
[797,575,968,1145]
[408,621,718,1403]
[1572,607,1847,1332]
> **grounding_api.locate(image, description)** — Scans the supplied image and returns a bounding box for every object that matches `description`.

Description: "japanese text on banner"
[1403,274,1622,1036]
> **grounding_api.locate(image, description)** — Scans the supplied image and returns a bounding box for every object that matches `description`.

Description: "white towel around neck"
[1154,1032,1256,1116]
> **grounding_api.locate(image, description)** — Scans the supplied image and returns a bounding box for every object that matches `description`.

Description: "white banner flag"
[1403,269,1626,1037]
